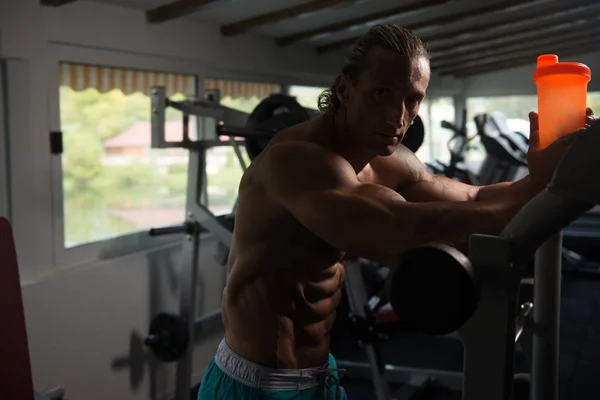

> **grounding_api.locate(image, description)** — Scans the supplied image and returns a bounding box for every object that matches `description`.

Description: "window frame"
[0,60,10,220]
[48,44,204,268]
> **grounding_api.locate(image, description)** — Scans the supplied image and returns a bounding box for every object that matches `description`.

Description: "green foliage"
[62,130,104,197]
[206,148,245,211]
[59,86,193,246]
[59,86,248,247]
[587,93,600,115]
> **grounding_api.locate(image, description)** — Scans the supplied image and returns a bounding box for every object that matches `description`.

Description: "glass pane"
[587,92,600,114]
[205,145,246,215]
[465,95,537,172]
[289,85,327,111]
[414,99,431,163]
[420,97,456,165]
[466,95,537,137]
[60,86,193,248]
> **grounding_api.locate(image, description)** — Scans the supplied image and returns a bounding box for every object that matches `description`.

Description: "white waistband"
[214,338,334,391]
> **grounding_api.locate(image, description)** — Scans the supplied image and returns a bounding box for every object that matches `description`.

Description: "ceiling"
[42,0,600,78]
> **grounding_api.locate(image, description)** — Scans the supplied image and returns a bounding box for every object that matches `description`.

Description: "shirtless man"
[198,24,596,399]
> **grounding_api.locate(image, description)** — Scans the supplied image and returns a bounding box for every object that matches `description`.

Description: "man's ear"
[335,74,350,106]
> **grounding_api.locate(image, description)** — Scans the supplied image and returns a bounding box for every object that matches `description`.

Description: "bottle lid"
[533,54,591,83]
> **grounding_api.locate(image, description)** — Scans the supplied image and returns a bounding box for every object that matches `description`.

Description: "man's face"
[336,47,430,156]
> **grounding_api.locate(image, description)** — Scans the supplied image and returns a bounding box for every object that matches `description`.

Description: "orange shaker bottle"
[534,54,591,149]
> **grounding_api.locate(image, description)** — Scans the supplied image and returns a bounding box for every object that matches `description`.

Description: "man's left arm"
[398,108,597,209]
[395,146,541,207]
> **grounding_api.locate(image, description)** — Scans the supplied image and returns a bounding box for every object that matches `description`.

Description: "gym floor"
[190,272,600,400]
[331,272,600,400]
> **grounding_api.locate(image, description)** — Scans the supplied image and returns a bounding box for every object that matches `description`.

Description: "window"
[466,95,537,137]
[205,145,247,215]
[415,97,456,165]
[289,85,327,111]
[203,79,280,215]
[59,62,196,248]
[463,95,537,171]
[587,92,600,114]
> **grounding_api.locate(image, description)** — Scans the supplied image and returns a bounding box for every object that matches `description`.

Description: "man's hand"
[527,108,598,188]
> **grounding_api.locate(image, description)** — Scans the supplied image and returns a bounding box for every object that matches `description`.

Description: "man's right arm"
[264,142,523,265]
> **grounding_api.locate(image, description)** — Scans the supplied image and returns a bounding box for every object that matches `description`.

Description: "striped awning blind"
[205,79,281,99]
[59,62,282,99]
[59,62,196,96]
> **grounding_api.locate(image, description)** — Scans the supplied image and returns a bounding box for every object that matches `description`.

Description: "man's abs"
[223,254,345,369]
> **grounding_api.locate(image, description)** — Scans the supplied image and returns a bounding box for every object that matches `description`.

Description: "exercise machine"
[144,86,312,400]
[341,120,600,399]
[426,111,529,186]
[472,112,600,276]
[475,112,529,185]
[425,109,479,184]
[0,218,66,400]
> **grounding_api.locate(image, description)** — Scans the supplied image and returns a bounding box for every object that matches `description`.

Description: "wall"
[0,0,465,398]
[0,61,9,219]
[0,0,321,399]
[464,49,600,97]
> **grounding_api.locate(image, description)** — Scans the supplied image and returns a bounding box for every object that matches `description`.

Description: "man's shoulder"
[263,137,343,170]
[370,145,428,188]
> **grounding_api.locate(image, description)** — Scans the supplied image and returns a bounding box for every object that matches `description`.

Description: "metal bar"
[189,201,233,248]
[174,150,205,400]
[462,234,515,400]
[343,262,391,400]
[230,137,248,171]
[335,360,463,389]
[216,124,273,139]
[149,223,188,236]
[151,87,169,149]
[43,387,65,400]
[532,232,562,400]
[500,190,593,264]
[515,302,533,343]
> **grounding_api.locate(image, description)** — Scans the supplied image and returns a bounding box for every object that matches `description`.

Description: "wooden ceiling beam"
[40,0,77,6]
[431,18,600,66]
[434,29,600,73]
[442,40,600,78]
[221,0,356,37]
[316,0,536,54]
[276,0,454,47]
[146,0,222,24]
[426,2,600,52]
[422,4,600,52]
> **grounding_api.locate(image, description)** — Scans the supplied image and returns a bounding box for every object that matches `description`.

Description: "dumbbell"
[385,243,480,335]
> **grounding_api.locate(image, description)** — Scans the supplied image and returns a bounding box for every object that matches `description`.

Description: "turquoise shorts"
[197,339,347,400]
